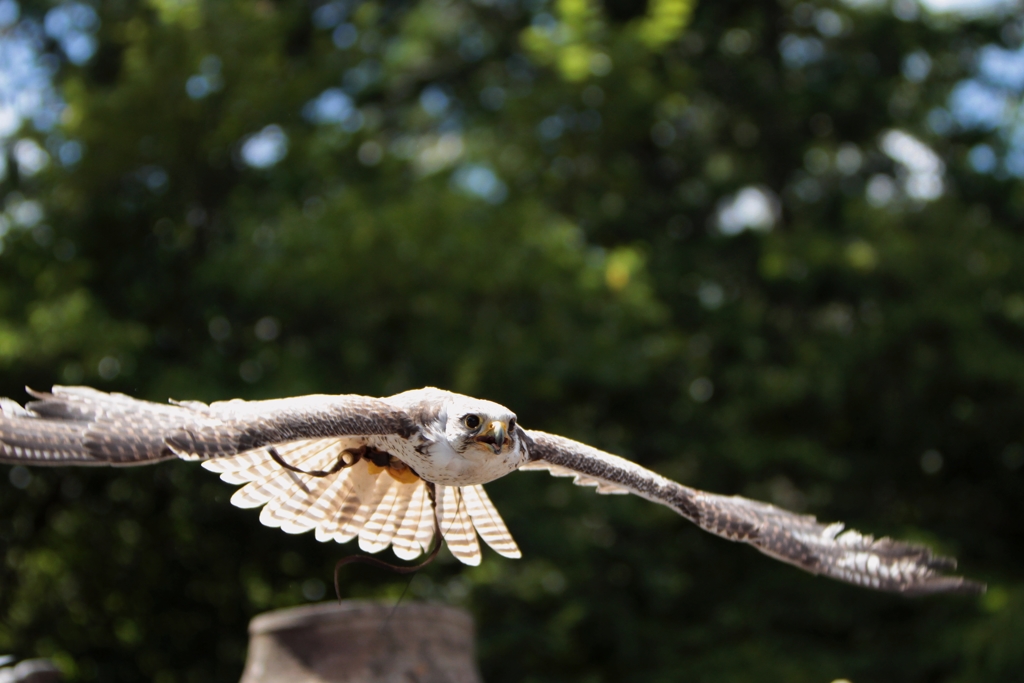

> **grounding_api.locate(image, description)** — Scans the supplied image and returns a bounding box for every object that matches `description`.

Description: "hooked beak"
[475,420,507,454]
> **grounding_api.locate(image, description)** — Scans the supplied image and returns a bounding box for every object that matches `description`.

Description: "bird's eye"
[464,414,481,429]
[508,418,516,432]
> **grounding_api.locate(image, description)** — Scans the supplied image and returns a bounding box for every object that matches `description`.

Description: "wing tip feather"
[901,576,987,597]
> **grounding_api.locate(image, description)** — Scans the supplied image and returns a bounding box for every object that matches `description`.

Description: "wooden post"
[239,601,483,683]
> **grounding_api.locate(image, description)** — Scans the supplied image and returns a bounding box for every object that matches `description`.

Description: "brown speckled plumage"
[521,430,982,596]
[0,387,414,465]
[0,385,983,595]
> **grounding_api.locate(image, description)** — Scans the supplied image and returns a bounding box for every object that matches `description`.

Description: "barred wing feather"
[201,440,518,566]
[437,486,482,566]
[392,484,432,560]
[313,474,363,544]
[521,429,985,596]
[360,482,416,553]
[462,485,521,558]
[518,459,631,495]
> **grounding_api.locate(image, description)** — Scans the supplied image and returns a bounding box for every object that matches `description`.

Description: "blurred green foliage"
[0,0,1022,681]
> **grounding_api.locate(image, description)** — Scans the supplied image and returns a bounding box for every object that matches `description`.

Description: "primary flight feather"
[0,385,982,594]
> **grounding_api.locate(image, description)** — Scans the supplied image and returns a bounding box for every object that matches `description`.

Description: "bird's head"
[445,395,521,461]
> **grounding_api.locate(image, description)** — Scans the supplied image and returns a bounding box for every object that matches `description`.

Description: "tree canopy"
[0,0,1021,680]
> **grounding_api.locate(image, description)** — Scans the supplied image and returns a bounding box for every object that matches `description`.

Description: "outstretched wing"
[519,429,983,596]
[0,386,520,565]
[0,385,414,466]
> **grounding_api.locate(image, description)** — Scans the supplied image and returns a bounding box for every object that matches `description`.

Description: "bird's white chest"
[367,433,523,487]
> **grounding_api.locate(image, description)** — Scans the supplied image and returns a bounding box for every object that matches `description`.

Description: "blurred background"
[0,0,1021,680]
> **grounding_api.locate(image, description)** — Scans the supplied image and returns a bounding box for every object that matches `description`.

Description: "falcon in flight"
[0,385,982,595]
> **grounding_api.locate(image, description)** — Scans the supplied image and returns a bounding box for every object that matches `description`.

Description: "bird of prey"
[0,385,982,595]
